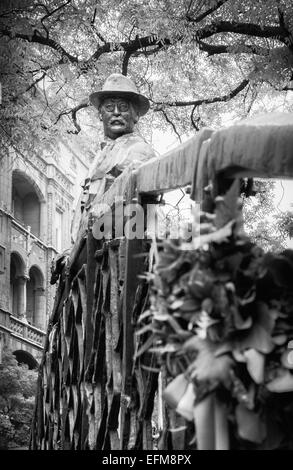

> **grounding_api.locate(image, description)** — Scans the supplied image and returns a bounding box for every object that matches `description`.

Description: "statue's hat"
[90,73,150,116]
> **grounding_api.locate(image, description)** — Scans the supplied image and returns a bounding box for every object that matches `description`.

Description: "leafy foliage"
[275,210,293,240]
[140,181,293,449]
[1,0,293,159]
[243,180,293,251]
[0,349,38,449]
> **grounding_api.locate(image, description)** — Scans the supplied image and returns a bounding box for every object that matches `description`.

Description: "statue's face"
[99,96,139,139]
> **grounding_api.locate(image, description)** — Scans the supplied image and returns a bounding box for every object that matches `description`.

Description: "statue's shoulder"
[122,133,154,156]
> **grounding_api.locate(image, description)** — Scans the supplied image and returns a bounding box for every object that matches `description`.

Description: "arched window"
[12,171,41,237]
[26,265,45,328]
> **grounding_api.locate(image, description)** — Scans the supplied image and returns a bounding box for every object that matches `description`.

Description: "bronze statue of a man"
[51,74,155,282]
[71,73,155,242]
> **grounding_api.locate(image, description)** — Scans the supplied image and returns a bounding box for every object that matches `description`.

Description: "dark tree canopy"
[1,0,293,156]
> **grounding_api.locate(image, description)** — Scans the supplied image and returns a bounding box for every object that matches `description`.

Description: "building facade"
[0,139,90,368]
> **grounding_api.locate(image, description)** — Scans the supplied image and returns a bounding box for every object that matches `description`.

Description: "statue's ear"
[130,100,139,124]
[133,107,140,124]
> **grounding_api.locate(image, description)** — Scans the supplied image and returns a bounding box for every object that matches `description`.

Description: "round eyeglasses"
[102,100,130,112]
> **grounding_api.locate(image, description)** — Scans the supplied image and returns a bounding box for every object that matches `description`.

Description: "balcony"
[0,308,46,349]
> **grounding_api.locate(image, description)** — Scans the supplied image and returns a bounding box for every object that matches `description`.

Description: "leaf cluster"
[139,181,293,449]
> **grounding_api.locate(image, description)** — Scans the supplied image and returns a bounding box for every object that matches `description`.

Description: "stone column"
[16,275,29,320]
[39,201,47,242]
[46,188,54,246]
[34,287,46,330]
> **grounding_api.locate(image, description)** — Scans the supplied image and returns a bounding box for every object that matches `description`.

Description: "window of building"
[12,171,41,237]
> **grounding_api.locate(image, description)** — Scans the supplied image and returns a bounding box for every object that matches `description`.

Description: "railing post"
[80,228,99,449]
[85,227,98,366]
[119,173,145,449]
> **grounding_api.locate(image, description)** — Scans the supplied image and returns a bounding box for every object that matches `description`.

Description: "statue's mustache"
[110,118,125,124]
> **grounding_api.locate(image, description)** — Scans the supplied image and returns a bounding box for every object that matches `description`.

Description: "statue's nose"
[112,104,121,115]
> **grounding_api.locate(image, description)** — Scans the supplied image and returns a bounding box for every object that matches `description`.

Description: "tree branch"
[276,2,293,52]
[2,16,289,82]
[191,105,200,130]
[0,29,78,63]
[71,3,106,45]
[132,46,163,57]
[160,109,182,142]
[0,3,49,17]
[198,40,271,56]
[28,58,68,73]
[153,78,249,108]
[2,16,288,78]
[84,20,287,71]
[122,50,132,75]
[54,100,89,133]
[91,6,97,25]
[89,34,172,62]
[186,0,195,18]
[195,21,285,41]
[40,0,72,22]
[88,20,107,44]
[198,40,229,55]
[190,0,230,23]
